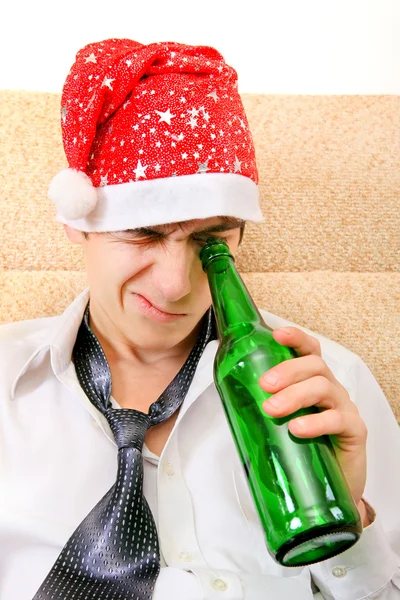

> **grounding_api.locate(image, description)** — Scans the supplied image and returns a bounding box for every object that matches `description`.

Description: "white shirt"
[0,288,399,600]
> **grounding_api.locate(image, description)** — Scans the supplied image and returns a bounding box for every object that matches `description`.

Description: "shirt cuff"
[309,505,399,600]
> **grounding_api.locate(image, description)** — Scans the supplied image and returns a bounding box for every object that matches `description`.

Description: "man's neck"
[87,307,202,370]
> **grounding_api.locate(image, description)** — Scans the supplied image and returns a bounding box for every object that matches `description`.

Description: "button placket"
[178,551,193,562]
[191,568,243,598]
[157,432,208,569]
[212,578,228,591]
[163,461,175,476]
[332,565,347,578]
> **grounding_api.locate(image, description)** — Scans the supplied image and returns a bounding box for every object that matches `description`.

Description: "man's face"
[65,217,243,353]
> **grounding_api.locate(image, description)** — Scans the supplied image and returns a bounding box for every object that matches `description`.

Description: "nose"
[151,243,195,304]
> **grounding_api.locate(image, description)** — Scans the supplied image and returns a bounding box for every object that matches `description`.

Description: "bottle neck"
[204,254,264,338]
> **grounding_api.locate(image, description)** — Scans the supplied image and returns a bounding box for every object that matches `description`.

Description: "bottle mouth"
[199,239,235,271]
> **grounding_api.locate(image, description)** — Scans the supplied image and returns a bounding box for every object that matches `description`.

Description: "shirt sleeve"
[309,355,400,599]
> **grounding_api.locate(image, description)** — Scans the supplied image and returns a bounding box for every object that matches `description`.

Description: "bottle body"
[200,241,362,566]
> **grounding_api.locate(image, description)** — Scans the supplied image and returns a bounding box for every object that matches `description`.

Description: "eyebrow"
[123,218,244,236]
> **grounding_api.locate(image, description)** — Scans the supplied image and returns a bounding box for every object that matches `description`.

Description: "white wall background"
[1,0,399,94]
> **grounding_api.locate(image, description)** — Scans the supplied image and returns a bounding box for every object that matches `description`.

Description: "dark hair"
[238,223,245,245]
[83,222,246,244]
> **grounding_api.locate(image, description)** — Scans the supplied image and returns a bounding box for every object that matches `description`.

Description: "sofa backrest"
[0,91,398,420]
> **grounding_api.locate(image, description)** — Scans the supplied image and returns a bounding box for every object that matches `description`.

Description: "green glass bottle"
[200,239,362,567]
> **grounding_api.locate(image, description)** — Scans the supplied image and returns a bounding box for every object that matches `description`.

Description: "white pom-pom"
[48,168,98,220]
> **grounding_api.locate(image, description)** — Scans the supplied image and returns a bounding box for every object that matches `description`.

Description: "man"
[0,38,399,599]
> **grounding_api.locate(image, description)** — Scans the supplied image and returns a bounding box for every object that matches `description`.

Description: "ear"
[63,224,86,245]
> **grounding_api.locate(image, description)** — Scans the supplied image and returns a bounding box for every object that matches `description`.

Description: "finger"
[288,409,368,447]
[262,375,357,416]
[272,327,322,358]
[259,353,339,392]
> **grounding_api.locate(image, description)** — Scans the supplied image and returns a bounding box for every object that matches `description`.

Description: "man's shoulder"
[260,309,359,369]
[0,315,58,352]
[0,316,61,391]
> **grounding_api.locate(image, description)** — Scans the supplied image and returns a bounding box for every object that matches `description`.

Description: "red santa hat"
[49,38,264,231]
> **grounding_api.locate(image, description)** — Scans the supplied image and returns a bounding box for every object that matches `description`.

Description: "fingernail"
[279,327,292,335]
[264,371,279,385]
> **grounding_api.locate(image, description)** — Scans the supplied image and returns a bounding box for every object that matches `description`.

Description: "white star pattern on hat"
[85,53,97,64]
[207,90,219,102]
[187,117,198,129]
[197,160,210,174]
[133,160,148,180]
[234,156,242,173]
[155,109,175,125]
[102,76,115,90]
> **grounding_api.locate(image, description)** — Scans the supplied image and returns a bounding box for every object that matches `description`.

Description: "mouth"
[131,293,186,322]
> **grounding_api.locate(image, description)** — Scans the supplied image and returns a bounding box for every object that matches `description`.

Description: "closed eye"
[125,228,163,239]
[112,229,227,245]
[111,229,164,243]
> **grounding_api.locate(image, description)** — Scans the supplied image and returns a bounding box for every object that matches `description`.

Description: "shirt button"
[212,579,228,591]
[332,566,347,578]
[163,462,175,476]
[178,551,193,562]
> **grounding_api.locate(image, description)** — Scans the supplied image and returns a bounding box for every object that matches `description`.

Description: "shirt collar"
[11,288,218,400]
[12,287,91,399]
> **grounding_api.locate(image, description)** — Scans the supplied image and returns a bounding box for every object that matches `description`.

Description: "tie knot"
[106,409,150,451]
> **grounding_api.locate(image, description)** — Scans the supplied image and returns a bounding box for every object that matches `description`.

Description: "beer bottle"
[200,239,362,566]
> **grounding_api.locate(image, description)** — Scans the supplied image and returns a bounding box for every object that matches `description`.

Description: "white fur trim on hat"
[49,168,98,220]
[53,172,264,231]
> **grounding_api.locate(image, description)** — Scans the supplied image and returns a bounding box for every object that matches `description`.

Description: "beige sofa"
[0,91,399,422]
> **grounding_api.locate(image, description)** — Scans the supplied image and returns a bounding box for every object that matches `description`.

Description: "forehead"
[144,216,243,234]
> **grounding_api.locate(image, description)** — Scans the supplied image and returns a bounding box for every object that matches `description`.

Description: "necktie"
[33,302,216,600]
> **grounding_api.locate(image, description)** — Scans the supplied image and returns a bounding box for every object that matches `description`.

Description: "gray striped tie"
[33,301,216,599]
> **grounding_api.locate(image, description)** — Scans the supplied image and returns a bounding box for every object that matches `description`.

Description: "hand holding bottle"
[260,327,370,526]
